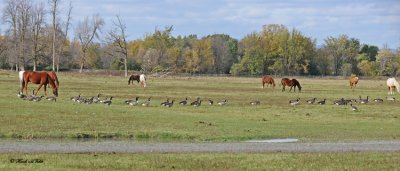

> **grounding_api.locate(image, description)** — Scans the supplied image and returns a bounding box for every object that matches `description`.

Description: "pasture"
[0,70,399,142]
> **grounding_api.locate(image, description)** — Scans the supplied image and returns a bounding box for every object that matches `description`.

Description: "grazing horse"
[281,78,302,92]
[349,76,359,89]
[262,76,275,89]
[128,74,147,88]
[20,71,58,97]
[386,78,400,95]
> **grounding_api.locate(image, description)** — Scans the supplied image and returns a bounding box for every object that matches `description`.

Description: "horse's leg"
[24,80,29,95]
[35,83,44,96]
[289,86,293,92]
[262,82,264,89]
[43,83,47,96]
[282,85,285,92]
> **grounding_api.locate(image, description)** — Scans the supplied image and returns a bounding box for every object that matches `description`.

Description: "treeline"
[1,0,399,77]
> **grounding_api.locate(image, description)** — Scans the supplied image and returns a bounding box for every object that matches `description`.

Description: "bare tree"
[30,2,45,71]
[2,0,19,70]
[75,14,104,72]
[107,15,129,77]
[49,0,59,71]
[56,1,72,72]
[17,0,32,71]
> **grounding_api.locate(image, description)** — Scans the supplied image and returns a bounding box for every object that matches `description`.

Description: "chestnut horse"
[262,76,275,89]
[281,78,302,92]
[128,74,147,87]
[20,71,58,97]
[349,75,359,89]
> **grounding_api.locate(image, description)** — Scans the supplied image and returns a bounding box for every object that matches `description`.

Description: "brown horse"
[281,78,302,92]
[21,71,58,97]
[349,76,359,89]
[262,76,275,89]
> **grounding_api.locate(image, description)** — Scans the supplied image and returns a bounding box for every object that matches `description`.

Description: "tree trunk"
[33,60,37,71]
[124,56,127,77]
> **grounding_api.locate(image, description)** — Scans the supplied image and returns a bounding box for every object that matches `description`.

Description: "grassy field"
[0,70,399,142]
[0,152,399,170]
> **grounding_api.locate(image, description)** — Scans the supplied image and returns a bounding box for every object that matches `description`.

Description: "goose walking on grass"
[190,97,200,106]
[128,97,139,106]
[192,100,202,107]
[359,96,369,104]
[46,96,57,102]
[217,99,227,106]
[93,94,101,103]
[160,98,170,106]
[373,98,384,103]
[351,103,358,111]
[289,99,300,106]
[102,97,113,106]
[317,99,326,105]
[179,97,188,105]
[208,99,214,105]
[306,98,316,104]
[142,97,151,107]
[165,100,174,107]
[71,94,81,102]
[250,100,260,106]
[387,96,396,102]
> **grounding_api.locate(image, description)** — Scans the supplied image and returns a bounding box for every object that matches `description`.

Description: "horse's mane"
[292,79,302,88]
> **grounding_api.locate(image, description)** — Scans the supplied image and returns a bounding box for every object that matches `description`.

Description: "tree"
[107,15,129,77]
[49,0,59,71]
[75,14,104,72]
[30,2,45,71]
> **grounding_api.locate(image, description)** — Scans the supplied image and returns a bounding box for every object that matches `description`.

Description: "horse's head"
[53,87,59,97]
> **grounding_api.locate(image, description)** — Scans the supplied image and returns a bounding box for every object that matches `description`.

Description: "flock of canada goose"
[17,90,397,112]
[289,96,396,111]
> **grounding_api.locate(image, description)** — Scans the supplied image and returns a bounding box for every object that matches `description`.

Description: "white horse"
[386,78,400,94]
[18,71,25,93]
[128,74,147,88]
[139,74,147,88]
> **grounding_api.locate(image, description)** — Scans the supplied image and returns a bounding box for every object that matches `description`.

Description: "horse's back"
[387,78,399,86]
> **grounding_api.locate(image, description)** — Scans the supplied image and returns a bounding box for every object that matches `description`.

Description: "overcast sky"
[1,0,400,48]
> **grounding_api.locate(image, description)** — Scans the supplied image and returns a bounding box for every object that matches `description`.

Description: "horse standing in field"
[386,78,400,95]
[128,74,147,88]
[349,76,359,89]
[262,76,276,89]
[281,78,302,92]
[19,71,58,97]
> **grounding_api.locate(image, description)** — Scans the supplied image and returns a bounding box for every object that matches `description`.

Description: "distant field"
[0,71,399,142]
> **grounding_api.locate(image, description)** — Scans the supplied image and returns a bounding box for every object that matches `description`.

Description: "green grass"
[1,71,399,142]
[0,152,399,170]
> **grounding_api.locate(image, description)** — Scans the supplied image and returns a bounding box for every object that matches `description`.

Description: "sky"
[1,0,400,49]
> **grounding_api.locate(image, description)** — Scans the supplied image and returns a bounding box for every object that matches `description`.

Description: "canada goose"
[125,96,138,104]
[359,96,369,104]
[160,98,170,106]
[46,96,57,102]
[208,99,214,105]
[306,98,316,104]
[71,94,81,102]
[289,98,300,104]
[193,100,202,107]
[179,97,188,105]
[32,96,44,102]
[102,97,113,106]
[165,100,174,107]
[217,99,227,106]
[373,98,384,103]
[250,100,260,106]
[334,98,347,105]
[317,99,326,105]
[85,97,94,104]
[129,97,139,106]
[190,97,200,106]
[387,96,396,102]
[17,92,26,99]
[290,99,300,106]
[350,103,358,111]
[142,97,151,106]
[93,94,101,103]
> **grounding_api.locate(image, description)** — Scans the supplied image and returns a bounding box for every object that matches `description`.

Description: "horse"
[386,78,400,95]
[349,75,359,89]
[281,78,302,92]
[20,71,58,97]
[128,74,147,88]
[262,76,275,89]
